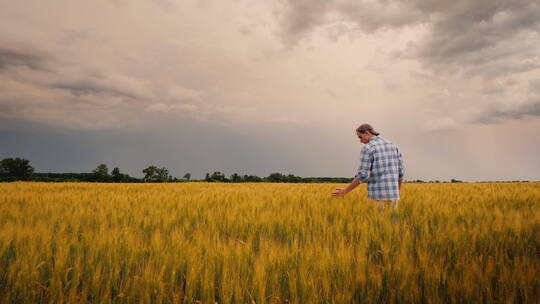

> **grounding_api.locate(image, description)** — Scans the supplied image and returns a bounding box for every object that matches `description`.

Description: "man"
[332,124,404,208]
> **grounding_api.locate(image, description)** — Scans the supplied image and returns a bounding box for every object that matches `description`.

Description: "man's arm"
[332,177,360,197]
[356,146,372,183]
[398,149,404,190]
[332,147,372,198]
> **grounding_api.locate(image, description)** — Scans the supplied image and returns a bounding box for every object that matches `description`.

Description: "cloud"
[472,101,540,124]
[0,0,289,130]
[471,87,540,123]
[60,28,98,45]
[425,117,459,131]
[421,79,540,128]
[152,0,174,11]
[145,102,199,113]
[0,45,51,71]
[418,1,540,63]
[280,0,540,78]
[530,79,540,92]
[0,50,194,129]
[145,103,169,113]
[2,0,540,132]
[50,74,154,100]
[278,0,540,127]
[167,85,204,102]
[278,0,426,43]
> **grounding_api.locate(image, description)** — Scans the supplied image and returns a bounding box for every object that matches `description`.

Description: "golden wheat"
[0,182,538,303]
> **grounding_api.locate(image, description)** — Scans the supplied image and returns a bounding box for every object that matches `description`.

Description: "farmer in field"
[332,124,404,208]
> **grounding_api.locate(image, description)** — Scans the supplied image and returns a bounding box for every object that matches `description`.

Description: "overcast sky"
[1,0,540,181]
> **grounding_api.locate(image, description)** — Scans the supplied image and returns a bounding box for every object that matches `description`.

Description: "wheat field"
[0,182,538,303]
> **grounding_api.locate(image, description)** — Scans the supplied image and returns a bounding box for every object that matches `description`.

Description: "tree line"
[203,171,351,183]
[0,157,353,183]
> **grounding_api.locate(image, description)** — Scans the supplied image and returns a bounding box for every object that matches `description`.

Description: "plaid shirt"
[355,136,404,201]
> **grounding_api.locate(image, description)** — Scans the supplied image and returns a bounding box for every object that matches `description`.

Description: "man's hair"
[356,123,380,136]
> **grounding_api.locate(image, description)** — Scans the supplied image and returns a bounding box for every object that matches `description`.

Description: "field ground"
[0,182,539,303]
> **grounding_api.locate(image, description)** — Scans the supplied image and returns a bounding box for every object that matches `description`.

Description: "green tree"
[267,172,285,182]
[92,164,109,182]
[230,173,241,182]
[286,174,301,183]
[143,166,157,182]
[243,174,262,182]
[210,171,226,182]
[143,165,169,182]
[183,172,191,180]
[0,158,35,180]
[111,167,127,182]
[155,167,169,182]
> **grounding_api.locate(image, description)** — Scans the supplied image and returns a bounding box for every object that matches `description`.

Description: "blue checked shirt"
[355,136,404,201]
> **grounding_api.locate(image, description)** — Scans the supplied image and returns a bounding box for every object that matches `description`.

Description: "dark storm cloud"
[0,43,151,125]
[0,117,332,179]
[0,46,51,71]
[417,1,540,77]
[279,0,420,40]
[279,0,329,41]
[472,80,540,123]
[475,100,540,123]
[51,80,142,100]
[280,0,540,78]
[417,1,540,57]
[0,104,13,114]
[280,0,540,126]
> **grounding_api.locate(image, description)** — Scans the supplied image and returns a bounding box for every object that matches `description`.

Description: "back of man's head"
[356,123,380,136]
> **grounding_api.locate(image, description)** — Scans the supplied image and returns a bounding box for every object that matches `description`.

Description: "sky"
[1,0,540,181]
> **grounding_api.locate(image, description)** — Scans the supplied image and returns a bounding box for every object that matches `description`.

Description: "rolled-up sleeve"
[355,146,373,182]
[397,148,404,179]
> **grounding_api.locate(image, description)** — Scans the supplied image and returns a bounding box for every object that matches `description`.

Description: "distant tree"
[111,167,129,182]
[230,173,242,182]
[142,166,170,182]
[92,164,110,182]
[451,178,462,183]
[210,171,226,182]
[267,173,285,182]
[183,172,191,180]
[205,173,211,182]
[111,167,120,181]
[243,175,262,182]
[155,167,169,182]
[286,174,302,183]
[143,166,158,182]
[0,157,35,180]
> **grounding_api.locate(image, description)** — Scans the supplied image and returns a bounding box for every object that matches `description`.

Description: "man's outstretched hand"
[332,188,347,198]
[332,177,360,198]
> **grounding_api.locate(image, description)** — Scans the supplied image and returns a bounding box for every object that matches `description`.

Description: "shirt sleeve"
[397,148,404,179]
[355,146,373,182]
